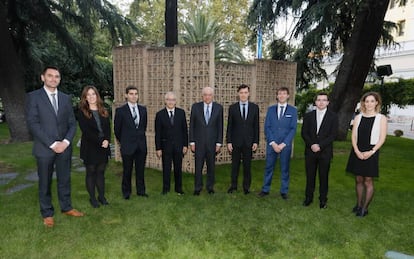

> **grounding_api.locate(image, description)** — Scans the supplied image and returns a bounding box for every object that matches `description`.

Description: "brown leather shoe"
[62,209,85,217]
[43,217,54,227]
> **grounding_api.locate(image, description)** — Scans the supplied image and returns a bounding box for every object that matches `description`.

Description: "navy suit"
[155,107,188,193]
[189,102,223,192]
[262,104,297,194]
[301,109,338,203]
[114,103,147,197]
[226,102,259,192]
[26,88,77,217]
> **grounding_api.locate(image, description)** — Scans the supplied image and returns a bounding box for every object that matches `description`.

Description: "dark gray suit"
[114,103,147,197]
[26,88,76,218]
[189,102,223,192]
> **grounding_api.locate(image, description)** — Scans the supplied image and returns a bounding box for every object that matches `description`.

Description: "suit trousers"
[262,145,291,194]
[230,145,252,191]
[194,148,216,192]
[162,149,183,193]
[36,150,72,218]
[305,154,331,202]
[121,149,146,197]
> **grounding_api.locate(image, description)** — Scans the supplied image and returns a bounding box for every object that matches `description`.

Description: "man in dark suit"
[226,84,259,194]
[189,86,223,195]
[258,87,298,199]
[114,86,148,199]
[155,91,188,195]
[26,66,84,227]
[301,92,338,208]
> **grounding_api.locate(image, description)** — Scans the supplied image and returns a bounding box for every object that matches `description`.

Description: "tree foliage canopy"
[0,0,139,141]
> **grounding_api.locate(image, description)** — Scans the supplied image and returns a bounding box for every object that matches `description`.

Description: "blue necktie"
[279,106,284,120]
[205,105,210,124]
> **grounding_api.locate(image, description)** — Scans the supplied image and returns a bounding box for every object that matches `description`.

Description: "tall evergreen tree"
[0,0,138,142]
[248,0,391,140]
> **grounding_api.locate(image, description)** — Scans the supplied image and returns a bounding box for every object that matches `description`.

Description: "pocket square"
[285,114,292,118]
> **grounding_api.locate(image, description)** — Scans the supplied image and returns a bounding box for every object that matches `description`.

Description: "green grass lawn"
[0,123,413,258]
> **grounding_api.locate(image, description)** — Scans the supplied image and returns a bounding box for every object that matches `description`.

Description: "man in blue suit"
[26,66,84,227]
[258,87,297,199]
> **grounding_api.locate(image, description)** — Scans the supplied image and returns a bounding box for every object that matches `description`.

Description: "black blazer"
[226,102,259,147]
[301,109,338,159]
[78,110,111,164]
[155,107,188,152]
[189,102,223,152]
[114,103,147,156]
[26,88,76,157]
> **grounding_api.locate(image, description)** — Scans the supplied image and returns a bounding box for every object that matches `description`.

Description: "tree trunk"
[330,0,390,140]
[0,3,31,142]
[165,0,178,47]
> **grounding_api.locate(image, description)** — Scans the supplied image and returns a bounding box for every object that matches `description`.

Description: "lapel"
[312,110,318,133]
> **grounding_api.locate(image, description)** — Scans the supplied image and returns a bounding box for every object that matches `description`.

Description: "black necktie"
[242,104,246,120]
[169,110,174,125]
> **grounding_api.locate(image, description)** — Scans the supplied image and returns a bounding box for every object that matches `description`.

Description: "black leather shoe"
[124,195,130,200]
[356,208,368,217]
[138,193,149,197]
[98,197,109,205]
[208,190,215,194]
[303,198,312,207]
[161,191,168,195]
[257,191,269,197]
[281,193,288,200]
[193,191,200,196]
[89,198,100,208]
[227,187,236,194]
[244,190,250,195]
[320,202,327,209]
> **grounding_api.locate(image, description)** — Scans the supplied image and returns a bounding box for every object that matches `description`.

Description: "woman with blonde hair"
[78,86,111,208]
[346,92,387,217]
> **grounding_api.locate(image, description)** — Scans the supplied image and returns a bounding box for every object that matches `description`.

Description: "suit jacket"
[226,102,259,147]
[155,107,188,152]
[301,109,338,159]
[264,104,297,147]
[26,88,76,157]
[78,110,111,164]
[114,103,147,156]
[189,102,223,152]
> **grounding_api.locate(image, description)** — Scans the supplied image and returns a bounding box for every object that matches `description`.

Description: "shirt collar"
[128,102,137,109]
[43,86,57,95]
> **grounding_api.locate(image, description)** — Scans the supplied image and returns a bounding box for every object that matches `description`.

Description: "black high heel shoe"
[352,205,361,215]
[356,208,368,217]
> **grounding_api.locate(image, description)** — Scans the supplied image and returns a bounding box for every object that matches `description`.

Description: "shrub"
[394,129,404,137]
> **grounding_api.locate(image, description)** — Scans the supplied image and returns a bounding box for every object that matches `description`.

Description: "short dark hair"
[238,84,249,92]
[125,85,138,94]
[277,86,289,95]
[315,92,329,101]
[42,66,60,75]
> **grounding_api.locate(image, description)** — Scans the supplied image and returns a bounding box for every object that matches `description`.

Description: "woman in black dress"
[346,92,387,217]
[78,86,111,208]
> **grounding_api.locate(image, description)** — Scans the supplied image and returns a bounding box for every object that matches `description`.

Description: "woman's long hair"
[79,86,109,118]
